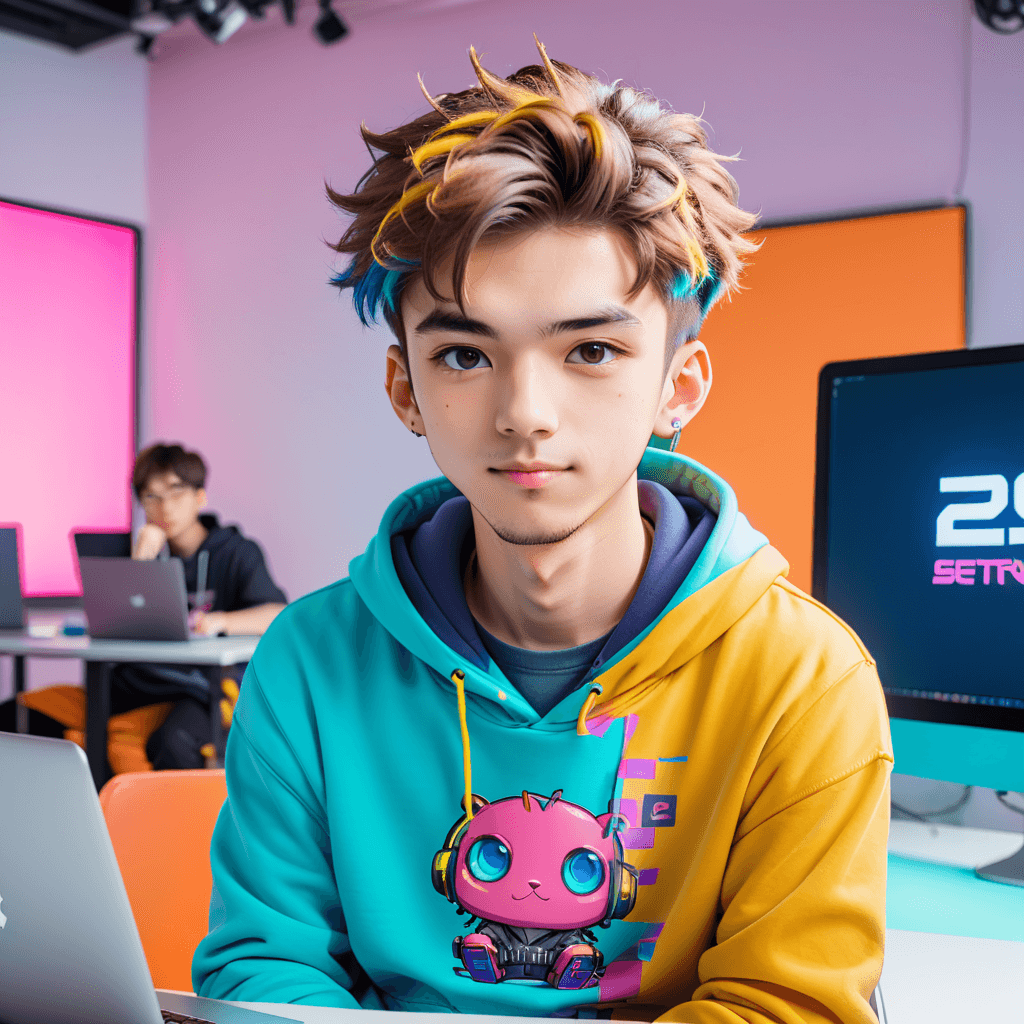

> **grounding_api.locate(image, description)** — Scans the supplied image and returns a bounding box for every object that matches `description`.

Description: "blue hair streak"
[330,257,417,326]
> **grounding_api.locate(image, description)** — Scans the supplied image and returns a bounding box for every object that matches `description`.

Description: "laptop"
[0,524,25,630]
[0,732,298,1024]
[79,556,191,641]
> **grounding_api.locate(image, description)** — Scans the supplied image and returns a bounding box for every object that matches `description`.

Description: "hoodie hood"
[349,448,777,726]
[197,513,242,551]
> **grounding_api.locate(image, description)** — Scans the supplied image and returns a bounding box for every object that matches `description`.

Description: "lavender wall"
[0,32,148,224]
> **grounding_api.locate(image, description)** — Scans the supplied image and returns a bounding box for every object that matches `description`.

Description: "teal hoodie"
[192,450,787,1015]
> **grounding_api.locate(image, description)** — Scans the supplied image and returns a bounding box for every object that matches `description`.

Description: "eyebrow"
[413,305,642,339]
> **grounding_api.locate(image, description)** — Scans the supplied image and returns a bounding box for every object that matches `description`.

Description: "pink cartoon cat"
[431,790,638,989]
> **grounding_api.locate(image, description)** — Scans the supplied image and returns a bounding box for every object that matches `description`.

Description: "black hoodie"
[179,513,287,612]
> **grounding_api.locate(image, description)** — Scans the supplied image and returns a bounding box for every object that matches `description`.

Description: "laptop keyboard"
[162,1010,216,1024]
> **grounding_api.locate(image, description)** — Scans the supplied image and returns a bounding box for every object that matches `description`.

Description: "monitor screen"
[814,344,1024,735]
[0,199,137,598]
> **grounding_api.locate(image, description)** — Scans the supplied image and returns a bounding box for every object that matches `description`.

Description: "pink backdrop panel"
[0,200,136,597]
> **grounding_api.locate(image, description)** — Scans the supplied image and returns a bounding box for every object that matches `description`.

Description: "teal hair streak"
[331,257,416,326]
[671,266,724,332]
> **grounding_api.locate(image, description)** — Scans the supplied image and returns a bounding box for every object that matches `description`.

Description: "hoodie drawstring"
[451,670,474,820]
[452,671,602,812]
[576,685,601,736]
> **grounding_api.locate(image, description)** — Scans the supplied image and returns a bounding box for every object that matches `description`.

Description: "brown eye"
[568,343,616,366]
[442,347,490,370]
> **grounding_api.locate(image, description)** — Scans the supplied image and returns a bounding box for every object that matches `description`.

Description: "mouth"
[512,891,549,901]
[491,464,568,490]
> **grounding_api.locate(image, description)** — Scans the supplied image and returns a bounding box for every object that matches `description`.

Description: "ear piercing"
[670,418,683,453]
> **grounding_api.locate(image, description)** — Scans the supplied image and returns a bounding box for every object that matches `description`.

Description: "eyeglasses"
[140,482,194,507]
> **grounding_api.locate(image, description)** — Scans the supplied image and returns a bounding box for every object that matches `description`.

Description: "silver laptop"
[0,732,299,1024]
[79,556,190,641]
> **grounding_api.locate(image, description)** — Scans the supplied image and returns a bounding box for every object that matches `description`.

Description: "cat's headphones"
[431,794,486,904]
[604,830,639,926]
[431,796,639,926]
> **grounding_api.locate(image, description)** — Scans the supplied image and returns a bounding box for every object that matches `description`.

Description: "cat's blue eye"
[562,848,605,895]
[466,837,511,882]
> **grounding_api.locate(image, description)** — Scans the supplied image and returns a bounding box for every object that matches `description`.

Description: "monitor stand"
[976,838,1024,887]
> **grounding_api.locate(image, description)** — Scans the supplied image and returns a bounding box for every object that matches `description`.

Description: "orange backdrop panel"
[682,206,966,592]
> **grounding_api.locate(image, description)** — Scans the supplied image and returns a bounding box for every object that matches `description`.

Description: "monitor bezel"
[813,341,1024,734]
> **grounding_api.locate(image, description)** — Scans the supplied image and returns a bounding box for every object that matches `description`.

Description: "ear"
[195,488,209,512]
[386,344,424,436]
[652,339,712,441]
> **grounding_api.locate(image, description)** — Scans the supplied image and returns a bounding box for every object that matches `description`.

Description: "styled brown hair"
[132,443,207,498]
[327,40,758,351]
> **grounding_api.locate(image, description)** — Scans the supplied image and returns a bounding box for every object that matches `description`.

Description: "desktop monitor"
[0,525,25,630]
[813,344,1024,879]
[73,531,132,560]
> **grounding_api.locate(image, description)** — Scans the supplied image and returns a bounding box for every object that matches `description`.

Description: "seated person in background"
[0,442,287,771]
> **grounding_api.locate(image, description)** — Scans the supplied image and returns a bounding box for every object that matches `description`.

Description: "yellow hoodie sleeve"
[656,660,893,1024]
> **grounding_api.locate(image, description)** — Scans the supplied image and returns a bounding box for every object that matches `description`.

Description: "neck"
[168,519,208,559]
[465,474,652,650]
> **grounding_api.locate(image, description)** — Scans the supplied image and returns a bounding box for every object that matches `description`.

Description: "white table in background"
[0,623,258,788]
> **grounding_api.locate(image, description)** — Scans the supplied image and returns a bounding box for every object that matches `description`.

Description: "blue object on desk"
[62,624,87,636]
[887,853,1024,942]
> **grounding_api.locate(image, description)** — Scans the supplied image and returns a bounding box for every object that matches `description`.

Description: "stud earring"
[670,418,683,453]
[412,430,423,438]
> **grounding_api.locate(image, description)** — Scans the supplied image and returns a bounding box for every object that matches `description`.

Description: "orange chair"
[99,769,227,992]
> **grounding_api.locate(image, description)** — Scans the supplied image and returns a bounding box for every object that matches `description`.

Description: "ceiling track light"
[313,0,347,45]
[130,0,349,53]
[974,0,1024,33]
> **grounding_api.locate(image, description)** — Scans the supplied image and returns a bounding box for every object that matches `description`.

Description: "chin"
[481,510,588,548]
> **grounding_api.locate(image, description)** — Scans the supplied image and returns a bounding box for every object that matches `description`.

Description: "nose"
[528,880,542,889]
[495,354,559,439]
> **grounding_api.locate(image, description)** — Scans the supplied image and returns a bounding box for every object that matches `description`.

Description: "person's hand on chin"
[132,523,167,560]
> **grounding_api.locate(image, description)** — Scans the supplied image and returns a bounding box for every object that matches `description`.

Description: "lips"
[493,464,567,489]
[512,890,549,901]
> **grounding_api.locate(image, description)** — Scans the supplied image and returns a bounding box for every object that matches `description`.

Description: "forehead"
[141,470,185,492]
[402,225,668,335]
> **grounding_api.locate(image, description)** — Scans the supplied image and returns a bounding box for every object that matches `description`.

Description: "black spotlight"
[313,0,347,44]
[974,0,1024,33]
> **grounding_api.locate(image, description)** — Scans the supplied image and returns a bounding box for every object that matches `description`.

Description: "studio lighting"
[127,0,350,52]
[191,0,248,42]
[313,0,347,44]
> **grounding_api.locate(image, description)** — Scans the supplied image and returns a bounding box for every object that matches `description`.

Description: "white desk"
[159,928,1024,1024]
[879,929,1024,1023]
[0,624,258,787]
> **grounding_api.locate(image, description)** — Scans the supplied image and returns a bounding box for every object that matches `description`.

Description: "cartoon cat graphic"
[431,790,638,989]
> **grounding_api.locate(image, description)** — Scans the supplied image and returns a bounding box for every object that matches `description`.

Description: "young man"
[0,443,287,771]
[194,47,892,1023]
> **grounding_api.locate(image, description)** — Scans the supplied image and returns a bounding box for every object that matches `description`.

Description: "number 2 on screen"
[936,473,1024,547]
